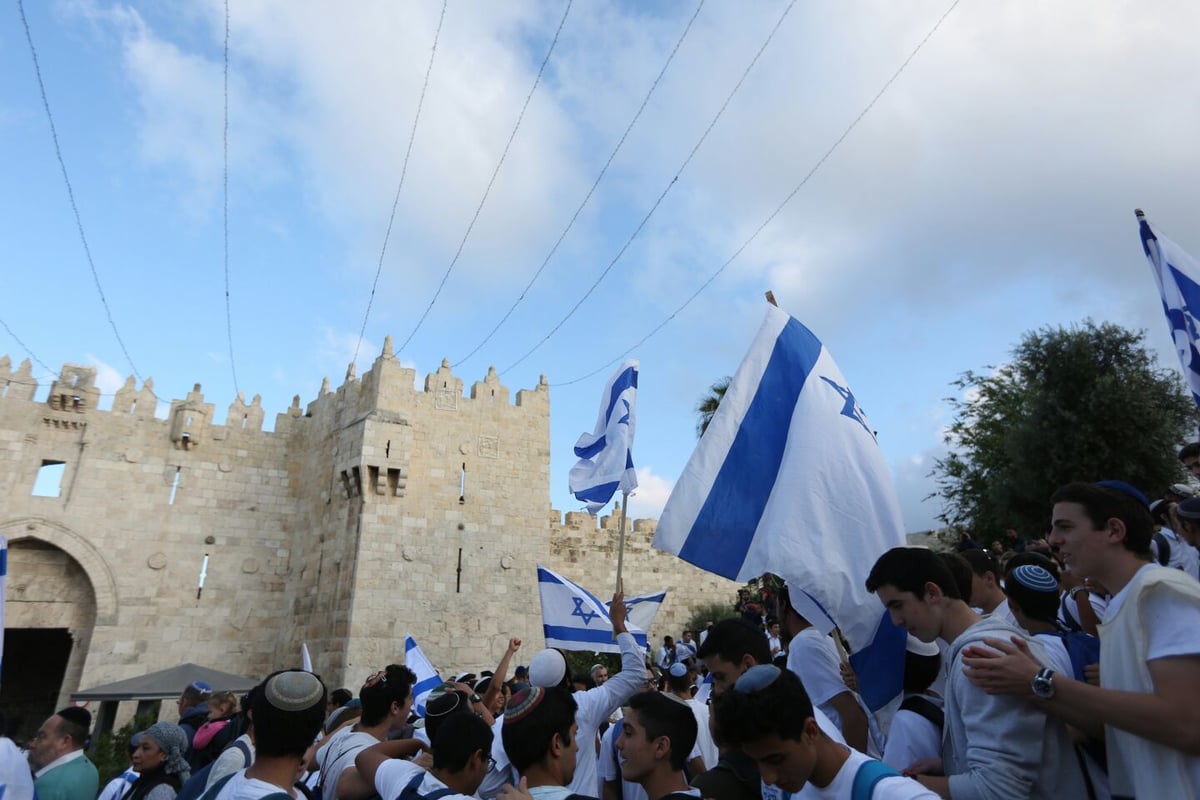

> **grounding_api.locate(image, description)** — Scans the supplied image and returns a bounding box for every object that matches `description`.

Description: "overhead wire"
[451,0,707,369]
[0,316,57,376]
[353,0,449,366]
[497,0,798,377]
[222,0,239,394]
[17,0,142,382]
[396,0,574,357]
[552,0,964,387]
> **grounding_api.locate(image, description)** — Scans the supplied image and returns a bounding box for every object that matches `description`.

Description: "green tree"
[933,320,1198,540]
[696,376,732,438]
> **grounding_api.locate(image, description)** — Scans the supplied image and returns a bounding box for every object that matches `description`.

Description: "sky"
[3,0,1200,534]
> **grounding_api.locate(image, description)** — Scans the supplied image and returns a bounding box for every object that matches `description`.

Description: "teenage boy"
[866,547,1086,799]
[617,692,699,800]
[502,687,586,800]
[712,665,936,799]
[358,712,493,800]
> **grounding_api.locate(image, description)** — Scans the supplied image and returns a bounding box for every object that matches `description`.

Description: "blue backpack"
[851,760,902,800]
[1042,629,1101,682]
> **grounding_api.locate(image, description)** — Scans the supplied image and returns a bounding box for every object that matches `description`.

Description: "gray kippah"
[265,670,324,711]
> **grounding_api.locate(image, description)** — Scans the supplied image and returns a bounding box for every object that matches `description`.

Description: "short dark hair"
[1179,442,1200,462]
[502,687,577,774]
[712,667,813,747]
[902,650,941,695]
[180,683,211,705]
[627,692,697,771]
[250,670,327,759]
[866,548,961,600]
[937,552,975,603]
[55,707,92,749]
[1051,482,1153,556]
[959,549,1000,580]
[696,618,770,665]
[572,673,596,691]
[1003,575,1059,624]
[431,712,493,773]
[330,688,353,708]
[425,690,473,743]
[1002,551,1059,581]
[360,665,416,726]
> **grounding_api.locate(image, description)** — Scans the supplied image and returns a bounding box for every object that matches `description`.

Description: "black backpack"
[1153,531,1172,566]
[899,695,944,732]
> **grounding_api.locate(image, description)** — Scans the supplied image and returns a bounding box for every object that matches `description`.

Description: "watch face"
[1031,670,1055,699]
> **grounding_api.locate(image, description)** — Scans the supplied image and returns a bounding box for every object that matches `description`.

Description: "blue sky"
[3,0,1200,532]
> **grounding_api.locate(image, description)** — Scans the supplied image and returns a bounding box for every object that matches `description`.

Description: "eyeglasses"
[733,664,783,694]
[364,670,389,689]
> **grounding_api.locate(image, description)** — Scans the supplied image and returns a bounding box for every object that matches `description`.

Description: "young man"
[866,547,1086,799]
[1179,441,1200,480]
[963,481,1200,798]
[957,551,1012,624]
[358,712,492,800]
[27,707,99,800]
[502,687,584,800]
[528,591,643,796]
[617,692,699,800]
[315,664,415,800]
[664,664,716,772]
[764,621,784,662]
[713,665,936,799]
[210,669,327,800]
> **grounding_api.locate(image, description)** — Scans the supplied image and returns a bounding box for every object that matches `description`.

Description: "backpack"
[1153,531,1172,566]
[176,739,252,800]
[198,771,298,800]
[898,695,944,733]
[1040,630,1101,682]
[851,759,901,800]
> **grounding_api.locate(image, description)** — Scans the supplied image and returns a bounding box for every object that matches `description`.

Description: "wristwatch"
[470,694,483,704]
[1030,668,1056,699]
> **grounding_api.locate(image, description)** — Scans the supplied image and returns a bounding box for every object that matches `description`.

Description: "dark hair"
[55,707,91,748]
[432,712,493,772]
[866,548,961,600]
[666,668,692,694]
[425,691,473,743]
[360,665,416,726]
[626,692,697,771]
[1002,551,1059,581]
[959,549,1000,580]
[180,684,211,705]
[571,673,596,691]
[1051,482,1153,556]
[330,688,353,708]
[936,552,974,603]
[712,667,813,747]
[502,688,577,774]
[1002,569,1060,624]
[696,618,770,665]
[250,670,327,759]
[902,650,941,695]
[1179,442,1200,462]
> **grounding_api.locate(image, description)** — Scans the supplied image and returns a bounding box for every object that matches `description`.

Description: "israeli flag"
[537,565,660,652]
[652,306,908,710]
[1139,210,1200,409]
[404,634,442,716]
[569,360,638,513]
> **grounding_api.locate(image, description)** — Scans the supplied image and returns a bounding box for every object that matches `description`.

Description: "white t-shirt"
[212,770,297,800]
[1030,633,1074,678]
[0,737,37,800]
[374,757,475,800]
[686,698,718,770]
[477,717,515,800]
[1154,528,1200,581]
[786,630,880,755]
[315,728,379,800]
[796,748,939,799]
[207,735,255,790]
[879,695,942,773]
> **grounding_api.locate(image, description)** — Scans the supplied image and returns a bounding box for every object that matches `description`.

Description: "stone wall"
[0,344,740,704]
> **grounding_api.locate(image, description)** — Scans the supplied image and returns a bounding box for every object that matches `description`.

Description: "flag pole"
[615,491,629,596]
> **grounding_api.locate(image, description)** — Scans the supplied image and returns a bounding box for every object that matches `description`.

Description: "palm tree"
[695,376,732,438]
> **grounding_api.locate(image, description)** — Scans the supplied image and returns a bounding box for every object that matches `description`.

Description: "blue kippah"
[1094,480,1150,508]
[1010,564,1058,594]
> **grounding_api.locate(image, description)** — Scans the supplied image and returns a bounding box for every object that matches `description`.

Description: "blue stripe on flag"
[847,610,907,710]
[412,675,443,696]
[544,624,622,644]
[573,480,621,503]
[574,365,638,459]
[678,317,822,577]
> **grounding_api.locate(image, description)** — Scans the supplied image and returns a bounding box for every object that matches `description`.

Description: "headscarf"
[142,721,190,778]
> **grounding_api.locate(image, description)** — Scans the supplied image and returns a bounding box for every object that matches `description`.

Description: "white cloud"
[627,466,674,521]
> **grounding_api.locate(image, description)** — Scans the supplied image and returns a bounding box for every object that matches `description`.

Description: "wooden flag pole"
[615,490,629,596]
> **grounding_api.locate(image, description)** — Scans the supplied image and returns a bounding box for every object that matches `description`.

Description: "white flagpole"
[615,491,629,596]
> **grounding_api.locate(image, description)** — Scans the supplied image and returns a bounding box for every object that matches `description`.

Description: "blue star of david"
[617,399,631,426]
[819,376,875,440]
[572,597,599,626]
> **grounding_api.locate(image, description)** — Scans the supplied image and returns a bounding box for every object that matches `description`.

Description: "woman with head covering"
[127,722,190,800]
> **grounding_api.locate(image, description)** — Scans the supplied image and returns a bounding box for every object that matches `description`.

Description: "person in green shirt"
[28,706,100,800]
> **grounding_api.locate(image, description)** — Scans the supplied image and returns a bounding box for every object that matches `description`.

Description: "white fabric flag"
[652,305,908,709]
[537,565,659,652]
[301,642,313,672]
[404,634,443,716]
[1138,210,1200,408]
[569,360,638,512]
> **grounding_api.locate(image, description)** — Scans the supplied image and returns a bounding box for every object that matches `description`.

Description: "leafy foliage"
[933,320,1198,540]
[696,376,732,438]
[685,602,736,635]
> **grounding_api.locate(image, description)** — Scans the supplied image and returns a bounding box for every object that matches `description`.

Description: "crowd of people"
[4,449,1200,799]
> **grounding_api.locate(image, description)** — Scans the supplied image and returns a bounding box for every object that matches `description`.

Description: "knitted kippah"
[1010,564,1058,594]
[505,687,545,723]
[668,662,688,678]
[528,649,567,688]
[265,670,324,711]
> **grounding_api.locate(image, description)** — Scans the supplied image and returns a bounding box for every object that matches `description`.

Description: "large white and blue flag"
[1138,210,1200,409]
[569,360,638,513]
[537,565,662,653]
[652,305,908,710]
[404,634,442,716]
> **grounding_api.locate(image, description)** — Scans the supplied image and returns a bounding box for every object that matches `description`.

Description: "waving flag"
[612,589,667,637]
[652,305,907,709]
[569,360,638,512]
[537,565,660,652]
[404,634,442,716]
[1138,209,1200,408]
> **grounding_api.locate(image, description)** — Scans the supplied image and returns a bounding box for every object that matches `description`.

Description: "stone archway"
[1,519,113,739]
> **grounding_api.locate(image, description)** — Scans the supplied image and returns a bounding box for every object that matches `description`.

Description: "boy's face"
[616,708,661,784]
[559,723,580,783]
[701,654,746,697]
[875,583,941,643]
[739,732,818,793]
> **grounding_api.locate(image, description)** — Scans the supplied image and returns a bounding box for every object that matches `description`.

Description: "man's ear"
[652,735,671,763]
[740,652,758,671]
[1106,516,1129,545]
[923,580,945,603]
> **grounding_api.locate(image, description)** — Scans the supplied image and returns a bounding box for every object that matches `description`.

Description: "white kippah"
[528,649,567,688]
